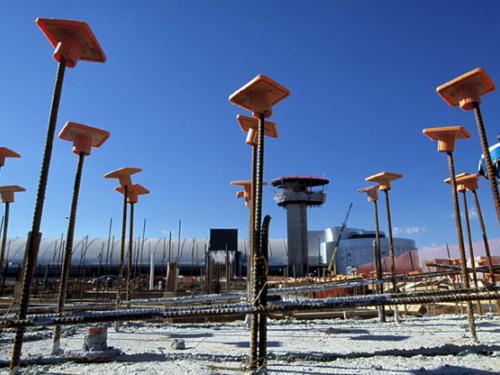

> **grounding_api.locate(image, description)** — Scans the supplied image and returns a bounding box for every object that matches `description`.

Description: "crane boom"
[326,202,353,275]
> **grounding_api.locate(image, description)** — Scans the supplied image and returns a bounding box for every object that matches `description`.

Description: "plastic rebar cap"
[59,122,110,156]
[0,147,20,167]
[236,115,278,146]
[0,185,26,203]
[229,75,289,119]
[444,172,468,192]
[115,183,149,203]
[36,17,106,68]
[456,173,480,191]
[365,172,402,191]
[423,126,470,153]
[358,185,379,202]
[104,167,142,187]
[436,68,495,110]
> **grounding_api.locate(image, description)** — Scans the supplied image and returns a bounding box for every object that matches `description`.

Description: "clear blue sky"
[0,0,499,248]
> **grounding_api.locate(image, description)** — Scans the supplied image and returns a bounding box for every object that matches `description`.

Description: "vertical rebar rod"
[225,242,230,292]
[471,189,500,313]
[125,201,135,304]
[248,143,257,298]
[115,185,128,308]
[258,215,271,368]
[10,59,66,373]
[52,152,85,353]
[249,113,265,370]
[472,103,500,227]
[461,190,482,314]
[383,189,399,323]
[446,151,477,340]
[372,200,385,322]
[0,202,10,296]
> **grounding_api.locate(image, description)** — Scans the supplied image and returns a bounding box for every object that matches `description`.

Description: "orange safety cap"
[236,115,278,144]
[0,147,20,167]
[115,183,149,203]
[229,75,289,119]
[423,126,470,153]
[436,68,495,110]
[0,185,26,203]
[358,185,379,202]
[456,173,480,192]
[104,167,142,187]
[59,122,109,155]
[36,17,106,68]
[365,171,402,191]
[443,172,468,192]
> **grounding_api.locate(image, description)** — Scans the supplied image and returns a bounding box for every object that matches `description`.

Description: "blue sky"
[0,0,499,248]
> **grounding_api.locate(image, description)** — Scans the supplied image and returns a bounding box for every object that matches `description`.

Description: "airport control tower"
[272,176,329,277]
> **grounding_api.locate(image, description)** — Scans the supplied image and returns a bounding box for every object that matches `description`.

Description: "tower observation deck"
[272,176,329,276]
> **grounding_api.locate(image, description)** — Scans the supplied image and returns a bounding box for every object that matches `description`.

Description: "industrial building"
[3,228,416,276]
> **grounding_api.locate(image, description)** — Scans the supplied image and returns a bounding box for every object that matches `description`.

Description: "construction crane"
[326,202,353,276]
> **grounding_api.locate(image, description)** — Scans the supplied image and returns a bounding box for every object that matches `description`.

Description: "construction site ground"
[0,313,498,374]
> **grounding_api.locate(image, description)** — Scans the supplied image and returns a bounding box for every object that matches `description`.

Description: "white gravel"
[0,313,498,374]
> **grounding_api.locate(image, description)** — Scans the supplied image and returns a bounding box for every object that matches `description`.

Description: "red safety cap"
[104,167,142,187]
[115,183,149,203]
[36,17,106,68]
[0,185,26,203]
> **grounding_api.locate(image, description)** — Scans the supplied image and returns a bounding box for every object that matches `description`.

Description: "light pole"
[52,122,109,353]
[437,68,500,227]
[229,75,289,370]
[358,185,385,322]
[456,172,500,313]
[115,184,149,304]
[365,171,402,323]
[423,126,477,341]
[0,186,26,295]
[10,18,106,373]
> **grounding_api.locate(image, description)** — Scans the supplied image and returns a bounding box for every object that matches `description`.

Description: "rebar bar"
[125,201,134,304]
[460,190,482,314]
[372,200,385,322]
[472,103,500,227]
[446,151,477,340]
[0,202,10,296]
[52,152,85,353]
[258,215,271,368]
[10,58,66,373]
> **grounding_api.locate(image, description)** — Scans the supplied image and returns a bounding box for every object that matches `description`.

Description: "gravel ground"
[0,313,498,374]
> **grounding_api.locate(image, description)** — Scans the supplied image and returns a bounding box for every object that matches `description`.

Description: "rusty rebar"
[10,58,66,373]
[126,201,135,304]
[446,151,477,340]
[52,152,85,353]
[0,202,10,296]
[258,215,271,368]
[249,113,265,370]
[115,185,128,308]
[461,190,482,314]
[471,189,500,313]
[472,103,500,227]
[382,189,399,323]
[372,200,385,322]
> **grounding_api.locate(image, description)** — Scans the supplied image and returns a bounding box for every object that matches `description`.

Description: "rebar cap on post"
[229,75,289,119]
[0,147,20,167]
[365,172,402,191]
[444,172,468,192]
[236,115,278,145]
[358,185,379,202]
[0,185,26,203]
[423,126,470,153]
[104,167,142,187]
[115,183,149,203]
[456,173,480,191]
[36,18,106,68]
[231,180,267,207]
[437,68,495,111]
[59,122,110,155]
